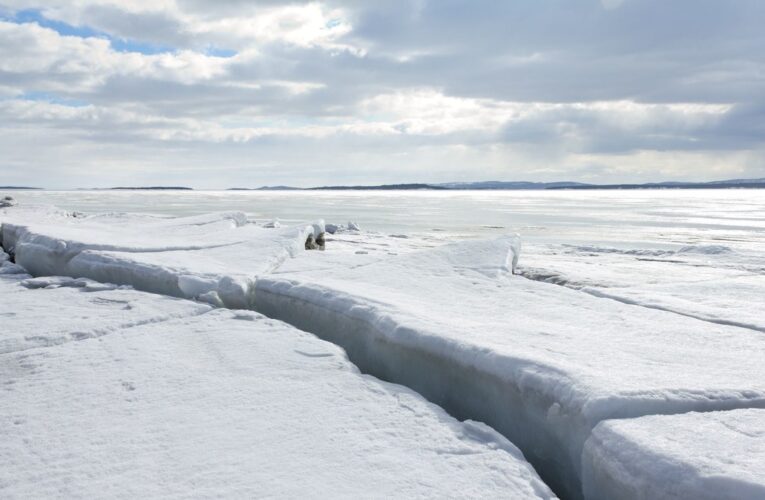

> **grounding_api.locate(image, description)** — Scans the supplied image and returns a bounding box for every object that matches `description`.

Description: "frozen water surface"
[2,189,764,499]
[0,254,554,499]
[583,409,765,500]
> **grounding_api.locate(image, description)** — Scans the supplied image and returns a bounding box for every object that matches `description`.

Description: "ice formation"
[1,208,324,309]
[253,237,765,498]
[582,409,765,500]
[0,270,554,499]
[0,196,16,208]
[4,204,765,499]
[519,242,765,332]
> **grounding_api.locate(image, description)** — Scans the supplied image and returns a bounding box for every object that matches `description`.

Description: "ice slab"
[1,208,324,308]
[0,302,554,498]
[582,409,765,500]
[0,272,210,354]
[253,237,765,499]
[519,242,765,332]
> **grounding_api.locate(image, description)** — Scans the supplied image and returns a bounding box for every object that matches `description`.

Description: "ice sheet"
[519,242,765,332]
[582,409,765,500]
[4,198,764,499]
[0,269,211,354]
[253,237,765,498]
[0,278,554,499]
[1,207,324,308]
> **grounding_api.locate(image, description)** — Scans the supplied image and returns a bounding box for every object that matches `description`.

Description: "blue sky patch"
[3,8,238,58]
[19,90,88,107]
[205,46,238,58]
[4,8,173,55]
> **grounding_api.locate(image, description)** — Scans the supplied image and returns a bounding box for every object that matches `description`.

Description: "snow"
[519,241,765,332]
[4,196,765,499]
[0,272,210,354]
[0,271,554,499]
[1,207,325,308]
[582,409,765,500]
[252,237,765,499]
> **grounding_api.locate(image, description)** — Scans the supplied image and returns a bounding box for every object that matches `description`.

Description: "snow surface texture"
[0,275,210,354]
[582,409,765,500]
[0,272,554,499]
[519,242,765,333]
[1,207,324,309]
[253,238,765,499]
[4,203,764,499]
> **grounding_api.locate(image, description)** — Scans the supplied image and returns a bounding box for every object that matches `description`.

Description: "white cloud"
[24,0,361,53]
[0,21,232,92]
[0,0,763,187]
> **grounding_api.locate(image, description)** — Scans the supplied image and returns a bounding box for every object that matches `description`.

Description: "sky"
[0,0,764,189]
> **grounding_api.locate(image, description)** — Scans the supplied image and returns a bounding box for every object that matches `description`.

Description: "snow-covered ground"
[2,191,764,499]
[1,206,324,308]
[582,409,765,500]
[0,254,554,499]
[254,237,765,499]
[519,241,765,332]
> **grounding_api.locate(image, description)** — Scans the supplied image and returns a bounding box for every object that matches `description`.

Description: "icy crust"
[0,246,28,277]
[582,409,765,500]
[0,305,554,498]
[0,273,210,354]
[1,208,324,308]
[519,242,765,332]
[253,237,765,499]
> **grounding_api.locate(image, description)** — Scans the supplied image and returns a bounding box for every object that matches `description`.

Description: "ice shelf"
[253,237,765,499]
[0,264,555,499]
[4,206,765,499]
[1,207,324,308]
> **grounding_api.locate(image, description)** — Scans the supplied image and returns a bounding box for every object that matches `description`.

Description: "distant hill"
[222,178,765,191]
[42,177,760,191]
[435,181,590,190]
[309,183,447,191]
[0,186,42,190]
[228,186,302,191]
[110,186,194,191]
[551,178,765,190]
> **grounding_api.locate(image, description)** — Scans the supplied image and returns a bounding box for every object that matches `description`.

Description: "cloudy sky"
[1,0,764,188]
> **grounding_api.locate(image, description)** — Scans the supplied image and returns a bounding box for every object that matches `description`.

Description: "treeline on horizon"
[3,178,765,191]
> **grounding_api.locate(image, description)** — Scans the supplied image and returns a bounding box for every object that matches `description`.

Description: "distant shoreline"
[5,178,764,192]
[109,187,194,191]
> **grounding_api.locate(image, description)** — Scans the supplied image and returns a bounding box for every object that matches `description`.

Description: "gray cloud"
[0,0,763,188]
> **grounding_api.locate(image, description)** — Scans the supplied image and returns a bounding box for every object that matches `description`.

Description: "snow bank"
[0,209,324,308]
[582,409,765,500]
[253,237,765,499]
[0,277,554,499]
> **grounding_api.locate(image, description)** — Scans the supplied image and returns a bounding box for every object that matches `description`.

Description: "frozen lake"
[9,189,765,251]
[3,188,765,499]
[10,188,763,331]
